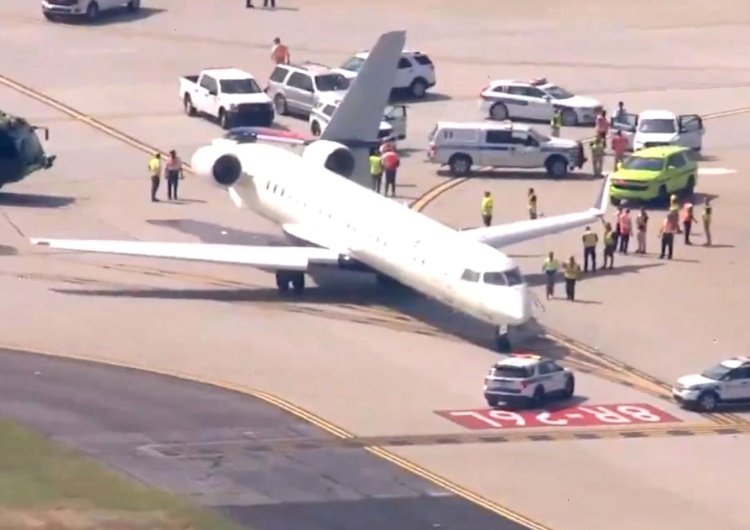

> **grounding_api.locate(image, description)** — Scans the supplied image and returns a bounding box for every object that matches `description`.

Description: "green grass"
[0,419,247,530]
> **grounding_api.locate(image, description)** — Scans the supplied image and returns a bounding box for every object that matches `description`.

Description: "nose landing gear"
[275,271,306,295]
[495,325,512,352]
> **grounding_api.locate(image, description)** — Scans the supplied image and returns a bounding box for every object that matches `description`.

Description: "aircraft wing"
[461,175,611,249]
[29,239,341,271]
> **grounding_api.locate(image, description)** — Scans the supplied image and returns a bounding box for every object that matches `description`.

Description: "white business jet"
[29,30,610,351]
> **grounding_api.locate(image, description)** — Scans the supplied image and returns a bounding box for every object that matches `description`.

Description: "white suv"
[334,50,436,99]
[42,0,140,21]
[483,354,575,408]
[479,78,602,126]
[672,357,750,412]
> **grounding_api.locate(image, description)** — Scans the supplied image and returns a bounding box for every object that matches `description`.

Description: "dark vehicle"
[0,112,56,188]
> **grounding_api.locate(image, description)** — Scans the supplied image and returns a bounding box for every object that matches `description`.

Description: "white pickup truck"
[180,68,274,129]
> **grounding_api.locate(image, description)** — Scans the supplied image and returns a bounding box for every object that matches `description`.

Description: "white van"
[427,121,585,178]
[309,96,407,141]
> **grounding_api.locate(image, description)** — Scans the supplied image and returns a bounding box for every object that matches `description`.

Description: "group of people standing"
[541,194,713,302]
[147,151,183,202]
[368,139,401,197]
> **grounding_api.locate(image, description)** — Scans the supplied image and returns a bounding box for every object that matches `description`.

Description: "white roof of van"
[436,121,528,131]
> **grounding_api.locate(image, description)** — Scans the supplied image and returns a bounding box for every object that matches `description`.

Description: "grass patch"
[0,418,246,530]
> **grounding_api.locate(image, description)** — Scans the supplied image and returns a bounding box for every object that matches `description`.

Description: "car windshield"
[638,119,676,134]
[490,366,532,378]
[219,78,262,94]
[340,57,365,73]
[543,85,574,100]
[621,156,664,172]
[315,74,350,91]
[701,363,733,381]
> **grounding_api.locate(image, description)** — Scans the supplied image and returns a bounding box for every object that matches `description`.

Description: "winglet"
[592,174,612,216]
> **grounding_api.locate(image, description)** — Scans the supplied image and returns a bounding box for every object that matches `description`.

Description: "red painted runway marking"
[434,403,682,430]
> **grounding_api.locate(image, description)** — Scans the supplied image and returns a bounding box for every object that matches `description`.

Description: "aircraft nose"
[485,286,532,325]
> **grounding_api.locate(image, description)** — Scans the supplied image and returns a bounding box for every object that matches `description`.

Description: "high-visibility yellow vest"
[550,114,561,127]
[563,264,581,280]
[542,258,559,272]
[148,157,160,175]
[604,230,614,246]
[582,231,598,247]
[702,206,712,223]
[481,197,493,216]
[369,155,382,175]
[591,141,605,155]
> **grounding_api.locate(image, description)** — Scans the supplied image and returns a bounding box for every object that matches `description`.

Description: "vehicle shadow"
[86,7,166,26]
[391,92,451,104]
[0,192,75,209]
[436,169,598,181]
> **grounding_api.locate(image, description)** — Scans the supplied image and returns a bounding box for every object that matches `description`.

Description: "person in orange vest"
[379,137,395,155]
[271,38,290,65]
[611,130,629,170]
[381,148,400,197]
[595,109,609,142]
[659,215,676,259]
[681,202,697,244]
[618,208,632,254]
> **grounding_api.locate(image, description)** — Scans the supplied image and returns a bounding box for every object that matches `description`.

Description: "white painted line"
[698,168,736,175]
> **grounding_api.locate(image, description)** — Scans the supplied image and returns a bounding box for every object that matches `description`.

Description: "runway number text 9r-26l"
[434,403,682,430]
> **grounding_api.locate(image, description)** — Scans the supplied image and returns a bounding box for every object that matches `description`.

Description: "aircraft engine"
[302,140,355,178]
[190,145,243,187]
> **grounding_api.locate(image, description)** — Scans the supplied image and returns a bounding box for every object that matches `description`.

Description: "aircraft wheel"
[275,272,290,293]
[494,325,512,352]
[291,273,305,295]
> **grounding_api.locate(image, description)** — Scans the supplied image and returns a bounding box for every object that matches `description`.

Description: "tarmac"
[1,1,750,529]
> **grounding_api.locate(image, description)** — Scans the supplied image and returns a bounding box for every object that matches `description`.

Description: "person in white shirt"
[612,101,628,123]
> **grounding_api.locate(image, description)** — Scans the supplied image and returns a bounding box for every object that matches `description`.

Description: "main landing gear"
[275,271,305,295]
[495,325,512,353]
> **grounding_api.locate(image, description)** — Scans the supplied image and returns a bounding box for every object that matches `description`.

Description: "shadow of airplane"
[0,192,75,209]
[523,262,664,289]
[50,220,663,351]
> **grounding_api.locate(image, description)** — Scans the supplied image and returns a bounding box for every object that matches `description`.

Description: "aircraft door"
[384,105,407,140]
[610,112,638,147]
[678,114,704,150]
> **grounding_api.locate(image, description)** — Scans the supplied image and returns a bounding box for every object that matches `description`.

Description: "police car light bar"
[510,353,541,359]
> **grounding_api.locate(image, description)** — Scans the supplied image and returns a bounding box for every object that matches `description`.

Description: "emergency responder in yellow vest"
[481,191,493,227]
[369,150,383,194]
[550,109,562,138]
[602,221,615,269]
[702,199,712,246]
[148,153,162,202]
[659,216,676,259]
[561,256,582,301]
[581,226,599,273]
[541,251,559,299]
[528,188,538,219]
[590,137,605,178]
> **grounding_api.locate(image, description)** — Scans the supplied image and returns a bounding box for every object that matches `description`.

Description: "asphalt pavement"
[0,348,523,530]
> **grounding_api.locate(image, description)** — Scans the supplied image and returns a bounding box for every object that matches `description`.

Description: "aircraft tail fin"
[321,30,406,144]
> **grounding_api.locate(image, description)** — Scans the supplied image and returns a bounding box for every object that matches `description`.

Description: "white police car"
[483,354,575,408]
[427,121,585,178]
[479,78,602,126]
[672,357,750,412]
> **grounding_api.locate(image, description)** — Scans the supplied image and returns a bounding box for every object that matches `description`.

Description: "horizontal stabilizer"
[462,175,611,249]
[30,238,341,271]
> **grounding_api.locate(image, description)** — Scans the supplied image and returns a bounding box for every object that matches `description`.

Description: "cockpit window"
[504,267,525,286]
[482,272,508,286]
[461,269,480,282]
[481,267,525,287]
